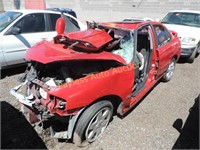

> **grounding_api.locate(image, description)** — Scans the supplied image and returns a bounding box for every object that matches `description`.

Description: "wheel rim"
[166,60,175,79]
[85,107,111,142]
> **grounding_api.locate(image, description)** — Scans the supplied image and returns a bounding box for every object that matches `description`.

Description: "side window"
[153,25,171,47]
[135,25,151,70]
[14,13,45,33]
[64,15,80,33]
[49,14,61,31]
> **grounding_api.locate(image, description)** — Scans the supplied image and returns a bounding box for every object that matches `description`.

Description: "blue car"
[46,8,77,18]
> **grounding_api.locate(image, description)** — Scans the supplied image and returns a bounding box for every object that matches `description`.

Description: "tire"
[188,44,199,63]
[162,58,176,82]
[0,68,2,79]
[188,49,197,63]
[73,100,113,147]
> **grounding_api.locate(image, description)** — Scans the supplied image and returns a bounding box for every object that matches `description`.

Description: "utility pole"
[0,0,4,12]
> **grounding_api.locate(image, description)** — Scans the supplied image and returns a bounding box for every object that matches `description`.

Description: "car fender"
[67,107,85,139]
[46,66,134,115]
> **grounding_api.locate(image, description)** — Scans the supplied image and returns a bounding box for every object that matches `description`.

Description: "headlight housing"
[182,37,196,45]
[39,88,48,99]
[39,78,57,99]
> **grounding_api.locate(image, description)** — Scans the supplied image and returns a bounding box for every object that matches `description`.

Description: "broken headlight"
[39,78,57,99]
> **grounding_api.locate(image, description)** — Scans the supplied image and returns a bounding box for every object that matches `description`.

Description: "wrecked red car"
[11,19,181,146]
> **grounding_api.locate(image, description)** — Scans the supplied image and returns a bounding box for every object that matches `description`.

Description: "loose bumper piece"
[10,81,35,107]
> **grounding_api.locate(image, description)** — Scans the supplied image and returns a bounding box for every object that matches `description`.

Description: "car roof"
[8,9,61,15]
[98,21,160,30]
[168,10,200,14]
[123,17,153,21]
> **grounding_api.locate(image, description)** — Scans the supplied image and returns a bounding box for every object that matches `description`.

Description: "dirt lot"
[1,57,199,150]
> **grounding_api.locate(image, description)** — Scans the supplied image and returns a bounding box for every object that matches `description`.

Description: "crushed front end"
[10,27,127,140]
[10,62,77,139]
[10,57,122,140]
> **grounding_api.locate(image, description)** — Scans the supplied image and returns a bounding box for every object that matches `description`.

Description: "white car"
[161,10,200,62]
[0,9,87,69]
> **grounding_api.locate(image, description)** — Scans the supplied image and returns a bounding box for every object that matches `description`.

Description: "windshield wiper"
[161,21,169,24]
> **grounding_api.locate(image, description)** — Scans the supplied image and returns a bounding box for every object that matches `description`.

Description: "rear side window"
[49,14,60,31]
[14,13,45,33]
[61,14,80,33]
[153,25,171,47]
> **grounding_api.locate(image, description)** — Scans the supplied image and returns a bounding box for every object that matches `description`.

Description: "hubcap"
[166,60,175,79]
[85,107,111,142]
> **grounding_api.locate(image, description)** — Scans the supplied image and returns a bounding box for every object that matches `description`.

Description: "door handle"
[41,37,48,40]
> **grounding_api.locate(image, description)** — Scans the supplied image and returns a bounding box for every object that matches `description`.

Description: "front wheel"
[188,43,200,63]
[162,58,176,82]
[188,49,197,63]
[73,100,113,147]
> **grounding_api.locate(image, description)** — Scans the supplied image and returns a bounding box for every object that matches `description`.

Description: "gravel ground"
[1,57,199,150]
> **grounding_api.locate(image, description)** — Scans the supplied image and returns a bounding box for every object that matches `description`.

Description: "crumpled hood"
[62,29,113,50]
[25,40,126,64]
[164,24,200,43]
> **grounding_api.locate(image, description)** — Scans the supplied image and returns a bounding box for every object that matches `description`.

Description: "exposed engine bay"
[23,60,122,84]
[17,60,122,114]
[10,59,123,139]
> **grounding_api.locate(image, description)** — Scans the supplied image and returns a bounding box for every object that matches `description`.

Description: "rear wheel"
[162,58,176,82]
[73,100,113,147]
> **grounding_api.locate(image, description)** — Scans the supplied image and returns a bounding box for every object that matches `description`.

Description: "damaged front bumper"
[10,80,35,107]
[10,79,84,140]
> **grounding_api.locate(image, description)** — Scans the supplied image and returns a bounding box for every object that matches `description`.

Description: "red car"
[11,19,181,146]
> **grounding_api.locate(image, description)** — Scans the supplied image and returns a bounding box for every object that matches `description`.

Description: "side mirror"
[173,119,183,133]
[155,18,161,22]
[11,26,21,35]
[170,30,178,37]
[56,18,65,35]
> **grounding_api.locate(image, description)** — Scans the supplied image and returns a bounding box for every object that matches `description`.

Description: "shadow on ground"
[1,101,47,149]
[177,54,199,64]
[1,65,27,79]
[172,95,199,149]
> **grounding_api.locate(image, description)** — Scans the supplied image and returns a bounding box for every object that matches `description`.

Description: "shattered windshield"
[112,31,135,63]
[161,12,200,28]
[0,11,22,32]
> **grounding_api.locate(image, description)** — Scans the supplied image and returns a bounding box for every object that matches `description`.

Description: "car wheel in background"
[188,43,200,63]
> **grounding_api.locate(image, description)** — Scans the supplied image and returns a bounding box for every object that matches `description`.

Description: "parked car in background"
[123,17,153,22]
[161,10,200,62]
[11,20,181,146]
[46,8,77,18]
[0,9,86,70]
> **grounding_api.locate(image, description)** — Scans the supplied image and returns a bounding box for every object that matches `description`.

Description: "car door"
[153,24,174,78]
[1,13,58,66]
